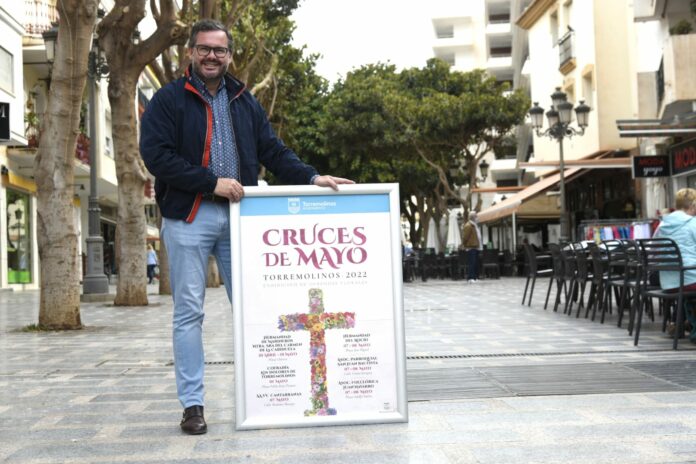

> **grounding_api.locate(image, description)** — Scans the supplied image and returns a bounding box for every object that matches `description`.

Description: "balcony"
[661,32,696,110]
[558,30,576,75]
[486,22,511,35]
[24,0,58,36]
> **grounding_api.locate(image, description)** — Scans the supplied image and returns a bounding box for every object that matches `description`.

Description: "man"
[139,19,353,435]
[461,211,482,282]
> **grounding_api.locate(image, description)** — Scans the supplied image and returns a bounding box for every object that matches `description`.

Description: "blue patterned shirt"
[189,72,240,180]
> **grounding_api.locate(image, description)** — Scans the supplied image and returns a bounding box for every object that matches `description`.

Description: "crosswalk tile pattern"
[1,278,696,463]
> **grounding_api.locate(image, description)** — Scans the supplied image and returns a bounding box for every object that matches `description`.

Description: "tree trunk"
[35,0,98,329]
[206,257,220,287]
[109,73,149,306]
[156,213,171,295]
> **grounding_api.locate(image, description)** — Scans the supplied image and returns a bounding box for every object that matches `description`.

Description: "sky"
[290,0,440,83]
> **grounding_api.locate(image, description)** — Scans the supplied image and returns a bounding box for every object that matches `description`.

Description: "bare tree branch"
[250,52,276,96]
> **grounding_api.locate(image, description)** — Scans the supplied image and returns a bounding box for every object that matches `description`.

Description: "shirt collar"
[190,70,226,98]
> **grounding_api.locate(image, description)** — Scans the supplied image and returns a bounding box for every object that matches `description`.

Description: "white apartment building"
[431,0,532,249]
[618,0,696,217]
[477,0,644,244]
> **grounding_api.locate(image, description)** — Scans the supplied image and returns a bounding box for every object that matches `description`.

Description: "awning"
[477,167,584,224]
[519,157,632,170]
[477,150,617,224]
[617,118,696,138]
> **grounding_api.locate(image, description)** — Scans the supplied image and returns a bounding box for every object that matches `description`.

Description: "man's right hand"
[214,178,245,203]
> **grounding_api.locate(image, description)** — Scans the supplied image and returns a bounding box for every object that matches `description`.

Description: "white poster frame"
[230,183,408,430]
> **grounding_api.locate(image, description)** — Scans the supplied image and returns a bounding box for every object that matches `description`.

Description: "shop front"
[670,137,696,192]
[1,168,39,290]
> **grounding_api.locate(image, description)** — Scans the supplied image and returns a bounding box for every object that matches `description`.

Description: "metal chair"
[570,242,593,318]
[545,243,567,312]
[600,240,628,324]
[561,244,579,315]
[481,248,500,279]
[586,243,608,320]
[521,244,552,306]
[635,238,696,348]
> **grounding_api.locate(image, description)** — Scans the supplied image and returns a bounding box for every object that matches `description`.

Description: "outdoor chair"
[571,242,593,318]
[481,248,500,279]
[501,250,515,277]
[616,240,642,329]
[599,240,628,324]
[561,244,579,315]
[420,251,437,282]
[634,238,696,349]
[521,244,552,306]
[454,250,467,280]
[522,243,553,306]
[586,243,608,320]
[545,243,567,312]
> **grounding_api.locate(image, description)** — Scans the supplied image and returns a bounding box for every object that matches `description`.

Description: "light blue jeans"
[161,201,233,408]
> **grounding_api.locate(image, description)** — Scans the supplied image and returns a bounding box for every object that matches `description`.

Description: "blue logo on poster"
[288,197,301,214]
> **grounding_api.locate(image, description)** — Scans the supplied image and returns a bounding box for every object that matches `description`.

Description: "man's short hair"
[188,19,233,50]
[675,188,696,210]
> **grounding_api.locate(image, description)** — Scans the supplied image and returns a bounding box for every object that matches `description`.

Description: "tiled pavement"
[1,278,696,463]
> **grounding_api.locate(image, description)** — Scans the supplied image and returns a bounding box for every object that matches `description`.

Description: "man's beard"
[193,59,226,83]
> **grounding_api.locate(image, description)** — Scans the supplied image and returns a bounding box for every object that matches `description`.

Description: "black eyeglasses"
[193,45,230,58]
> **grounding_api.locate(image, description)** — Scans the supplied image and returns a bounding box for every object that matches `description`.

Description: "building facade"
[0,0,158,291]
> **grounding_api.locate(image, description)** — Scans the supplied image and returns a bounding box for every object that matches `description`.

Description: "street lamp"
[529,87,591,243]
[82,33,110,294]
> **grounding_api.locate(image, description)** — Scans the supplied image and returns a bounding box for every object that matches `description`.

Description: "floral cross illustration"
[278,288,355,416]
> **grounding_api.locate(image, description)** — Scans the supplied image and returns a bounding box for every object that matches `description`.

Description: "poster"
[231,184,408,430]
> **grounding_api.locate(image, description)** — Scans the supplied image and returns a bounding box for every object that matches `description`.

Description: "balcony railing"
[558,30,575,73]
[24,0,58,36]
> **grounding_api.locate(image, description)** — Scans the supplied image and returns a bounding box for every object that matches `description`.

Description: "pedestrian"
[146,244,158,284]
[139,19,353,435]
[653,188,696,342]
[461,211,482,282]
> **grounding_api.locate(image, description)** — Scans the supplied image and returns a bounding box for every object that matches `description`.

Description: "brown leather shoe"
[180,405,207,435]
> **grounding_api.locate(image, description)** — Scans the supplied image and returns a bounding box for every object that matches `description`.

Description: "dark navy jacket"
[140,68,318,222]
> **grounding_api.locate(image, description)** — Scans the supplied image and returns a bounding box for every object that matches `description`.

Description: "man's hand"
[312,175,355,191]
[214,178,245,202]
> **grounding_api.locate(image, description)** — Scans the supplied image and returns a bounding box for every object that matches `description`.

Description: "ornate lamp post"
[82,35,111,294]
[529,88,591,243]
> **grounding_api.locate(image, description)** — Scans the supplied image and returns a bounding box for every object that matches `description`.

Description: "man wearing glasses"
[140,19,352,435]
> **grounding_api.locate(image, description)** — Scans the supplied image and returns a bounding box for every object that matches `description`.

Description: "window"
[105,136,113,158]
[490,46,512,57]
[436,25,454,39]
[6,190,32,284]
[550,11,559,45]
[0,46,13,94]
[582,72,593,106]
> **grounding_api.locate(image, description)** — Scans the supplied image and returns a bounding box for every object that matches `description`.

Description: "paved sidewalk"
[1,278,696,463]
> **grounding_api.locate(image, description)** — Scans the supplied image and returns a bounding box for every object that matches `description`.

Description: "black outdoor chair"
[560,244,579,315]
[420,251,437,282]
[616,240,642,329]
[545,243,567,312]
[599,240,628,324]
[481,248,500,279]
[521,244,552,306]
[571,242,593,318]
[586,242,608,320]
[634,238,696,348]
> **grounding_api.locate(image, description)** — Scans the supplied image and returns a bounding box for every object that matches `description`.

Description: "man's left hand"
[312,175,355,191]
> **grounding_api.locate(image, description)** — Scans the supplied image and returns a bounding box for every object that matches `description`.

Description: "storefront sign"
[0,102,9,141]
[632,155,670,178]
[230,184,408,430]
[671,138,696,176]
